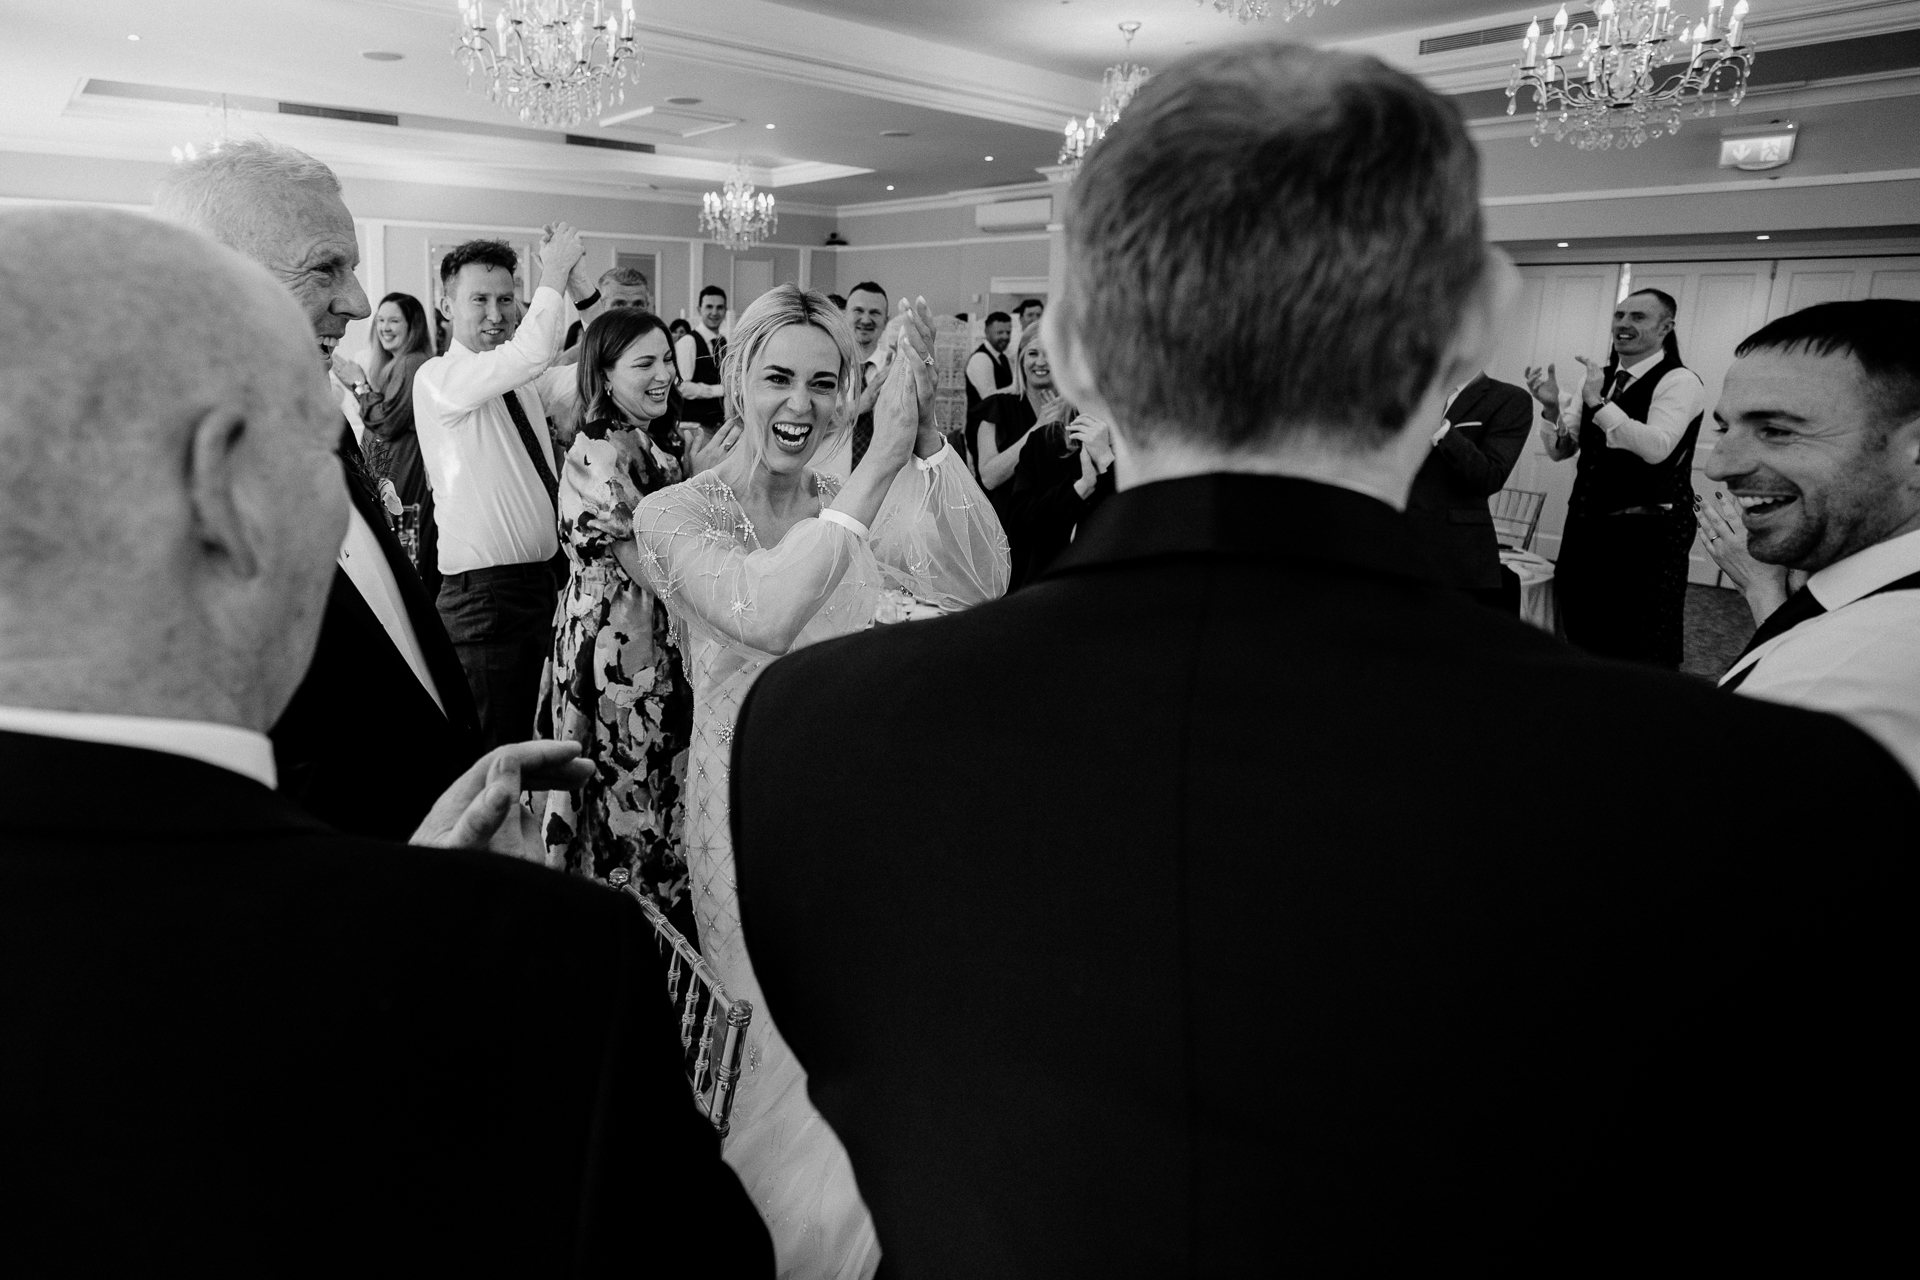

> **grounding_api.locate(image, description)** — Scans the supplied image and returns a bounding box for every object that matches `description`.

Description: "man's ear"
[186,407,260,581]
[1041,303,1117,427]
[437,290,453,320]
[1436,248,1521,393]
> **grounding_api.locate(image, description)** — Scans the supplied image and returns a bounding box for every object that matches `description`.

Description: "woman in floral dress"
[617,286,1009,1279]
[539,309,694,917]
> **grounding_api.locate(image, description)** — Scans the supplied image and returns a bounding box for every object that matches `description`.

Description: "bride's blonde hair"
[719,285,860,449]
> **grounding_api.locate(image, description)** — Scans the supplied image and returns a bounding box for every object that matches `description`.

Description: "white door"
[1767,256,1920,315]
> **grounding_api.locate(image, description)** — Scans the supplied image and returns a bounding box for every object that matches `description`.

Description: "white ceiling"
[0,0,1914,210]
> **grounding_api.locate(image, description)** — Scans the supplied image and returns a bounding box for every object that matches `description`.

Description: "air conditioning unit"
[974,197,1052,233]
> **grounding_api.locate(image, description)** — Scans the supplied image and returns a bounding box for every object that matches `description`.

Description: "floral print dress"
[539,416,692,910]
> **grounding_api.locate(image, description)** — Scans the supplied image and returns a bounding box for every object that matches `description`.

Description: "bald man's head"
[0,208,347,728]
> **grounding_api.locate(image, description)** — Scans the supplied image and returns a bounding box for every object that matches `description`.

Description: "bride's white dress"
[631,443,1008,1279]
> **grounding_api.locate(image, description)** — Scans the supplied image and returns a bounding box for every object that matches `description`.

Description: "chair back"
[1489,488,1547,551]
[606,869,752,1138]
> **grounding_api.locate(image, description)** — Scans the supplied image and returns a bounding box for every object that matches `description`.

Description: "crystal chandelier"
[1060,22,1151,173]
[1507,0,1756,149]
[455,0,642,129]
[1199,0,1338,23]
[701,161,778,252]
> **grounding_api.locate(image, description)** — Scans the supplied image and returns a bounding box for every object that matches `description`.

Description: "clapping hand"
[1695,488,1791,623]
[867,296,938,468]
[1572,354,1609,407]
[684,420,742,475]
[410,741,594,861]
[330,350,367,390]
[537,221,585,293]
[1523,363,1561,414]
[1068,416,1114,471]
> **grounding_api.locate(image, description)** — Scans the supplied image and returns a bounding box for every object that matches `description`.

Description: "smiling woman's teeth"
[771,422,811,446]
[1738,494,1794,512]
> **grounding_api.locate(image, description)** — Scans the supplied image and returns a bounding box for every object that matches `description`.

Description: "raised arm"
[422,225,586,414]
[616,485,871,658]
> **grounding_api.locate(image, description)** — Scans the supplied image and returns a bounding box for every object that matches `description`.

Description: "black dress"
[973,393,1040,533]
[1002,421,1115,590]
[357,351,438,597]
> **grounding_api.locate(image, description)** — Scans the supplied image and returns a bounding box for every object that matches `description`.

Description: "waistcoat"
[1571,349,1702,517]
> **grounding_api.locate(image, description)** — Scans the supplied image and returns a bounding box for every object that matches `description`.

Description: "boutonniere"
[378,478,404,518]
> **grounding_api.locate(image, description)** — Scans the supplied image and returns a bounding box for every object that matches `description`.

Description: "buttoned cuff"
[818,508,870,539]
[1594,401,1628,432]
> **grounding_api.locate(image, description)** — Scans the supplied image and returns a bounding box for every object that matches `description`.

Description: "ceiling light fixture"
[1756,233,1770,239]
[127,33,140,41]
[1558,241,1571,247]
[665,96,702,105]
[362,50,405,62]
[701,158,777,252]
[1508,0,1756,150]
[984,155,994,161]
[1060,22,1149,176]
[881,129,912,138]
[1200,0,1336,23]
[765,122,776,129]
[886,185,895,190]
[455,0,642,129]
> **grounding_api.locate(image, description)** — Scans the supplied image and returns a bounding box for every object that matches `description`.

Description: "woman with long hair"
[619,285,1008,1278]
[333,292,438,583]
[971,322,1072,518]
[538,309,694,924]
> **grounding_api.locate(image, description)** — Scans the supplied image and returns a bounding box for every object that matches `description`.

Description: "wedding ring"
[921,355,935,366]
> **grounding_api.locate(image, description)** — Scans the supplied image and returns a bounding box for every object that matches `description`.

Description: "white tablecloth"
[1501,549,1559,636]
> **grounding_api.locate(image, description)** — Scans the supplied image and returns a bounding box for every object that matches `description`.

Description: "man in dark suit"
[730,43,1915,1275]
[0,208,771,1276]
[153,139,488,841]
[1403,370,1533,611]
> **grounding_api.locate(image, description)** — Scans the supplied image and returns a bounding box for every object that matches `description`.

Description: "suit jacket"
[0,731,773,1278]
[731,473,1915,1276]
[1404,372,1533,589]
[271,428,483,840]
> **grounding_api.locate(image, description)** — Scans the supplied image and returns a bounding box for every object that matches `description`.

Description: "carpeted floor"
[1682,583,1757,682]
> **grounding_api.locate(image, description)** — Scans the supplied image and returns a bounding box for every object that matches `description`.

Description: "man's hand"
[410,741,594,861]
[1573,354,1608,407]
[330,351,367,390]
[565,252,597,304]
[537,222,585,293]
[1523,363,1561,414]
[685,421,742,475]
[1537,418,1579,461]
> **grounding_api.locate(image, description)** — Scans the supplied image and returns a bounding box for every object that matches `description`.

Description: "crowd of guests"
[3,34,1918,1279]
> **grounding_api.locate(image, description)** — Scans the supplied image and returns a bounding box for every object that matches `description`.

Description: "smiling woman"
[614,282,1008,1279]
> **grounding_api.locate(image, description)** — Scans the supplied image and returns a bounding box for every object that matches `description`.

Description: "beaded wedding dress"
[631,445,1008,1279]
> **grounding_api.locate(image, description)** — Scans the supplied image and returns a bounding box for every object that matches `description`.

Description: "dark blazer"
[1404,372,1533,589]
[0,730,773,1277]
[271,428,483,841]
[731,473,1914,1276]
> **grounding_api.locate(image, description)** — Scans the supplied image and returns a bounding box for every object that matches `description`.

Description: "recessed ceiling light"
[886,184,895,190]
[1756,233,1771,240]
[126,33,140,40]
[665,96,702,106]
[984,155,994,161]
[765,122,776,129]
[1557,241,1570,247]
[881,130,912,138]
[361,50,405,61]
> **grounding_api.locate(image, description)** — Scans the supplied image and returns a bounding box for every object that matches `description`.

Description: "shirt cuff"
[1593,402,1628,432]
[914,441,954,472]
[818,508,871,539]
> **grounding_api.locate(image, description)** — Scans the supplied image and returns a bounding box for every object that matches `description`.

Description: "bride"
[616,284,1008,1277]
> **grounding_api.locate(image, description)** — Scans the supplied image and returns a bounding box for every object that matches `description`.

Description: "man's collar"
[1808,525,1920,610]
[1621,349,1667,379]
[1043,472,1444,586]
[0,706,277,788]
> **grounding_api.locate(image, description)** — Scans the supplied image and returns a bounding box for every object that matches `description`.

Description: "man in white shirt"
[806,280,894,482]
[1525,289,1708,667]
[416,231,596,750]
[965,310,1020,440]
[675,285,730,444]
[1701,299,1920,779]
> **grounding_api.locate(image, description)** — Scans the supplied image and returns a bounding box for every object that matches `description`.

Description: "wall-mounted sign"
[1719,123,1797,171]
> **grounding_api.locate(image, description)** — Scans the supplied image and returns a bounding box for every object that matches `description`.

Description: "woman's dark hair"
[375,292,433,362]
[578,308,676,422]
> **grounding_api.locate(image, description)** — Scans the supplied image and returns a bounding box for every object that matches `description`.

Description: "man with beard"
[1700,299,1920,779]
[1527,289,1706,668]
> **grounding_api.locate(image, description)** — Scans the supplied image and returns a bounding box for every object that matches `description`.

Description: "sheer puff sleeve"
[869,443,1011,611]
[630,475,877,659]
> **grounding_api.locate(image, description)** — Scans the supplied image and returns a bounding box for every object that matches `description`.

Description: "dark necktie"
[1606,369,1633,402]
[501,390,559,515]
[710,334,727,368]
[1721,586,1826,691]
[850,411,874,471]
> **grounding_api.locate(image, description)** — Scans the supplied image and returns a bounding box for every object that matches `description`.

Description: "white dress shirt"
[966,347,1020,403]
[413,285,574,576]
[674,322,727,401]
[0,705,276,788]
[1721,525,1920,781]
[337,507,445,713]
[1557,349,1706,464]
